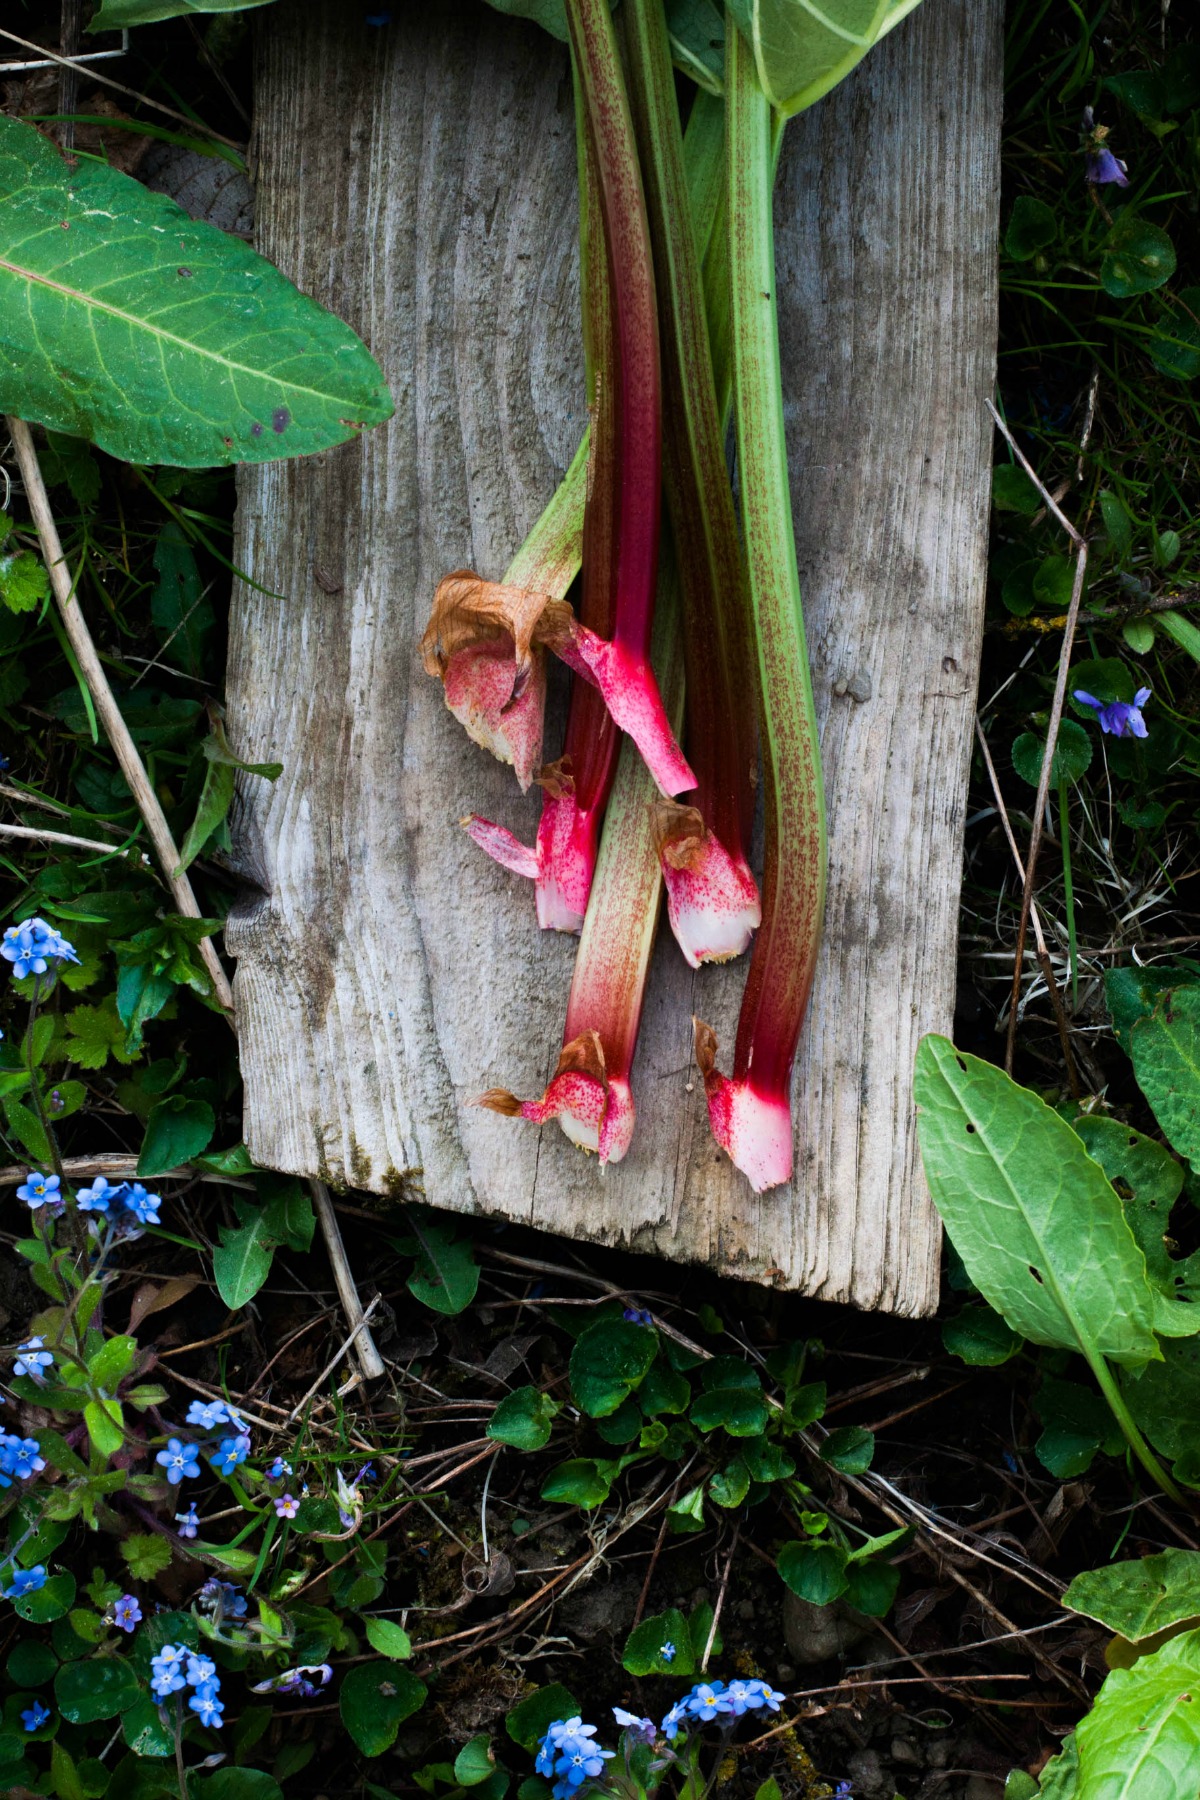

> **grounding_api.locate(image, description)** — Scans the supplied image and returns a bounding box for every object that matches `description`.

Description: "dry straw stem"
[6,417,235,1013]
[307,1178,386,1381]
[986,400,1090,1076]
[0,820,151,862]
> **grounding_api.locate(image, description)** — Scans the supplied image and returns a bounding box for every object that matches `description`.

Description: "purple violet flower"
[1074,686,1151,738]
[1082,107,1130,186]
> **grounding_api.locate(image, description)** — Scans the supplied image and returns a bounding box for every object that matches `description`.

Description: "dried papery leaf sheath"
[625,0,760,969]
[475,539,687,1161]
[694,27,827,1194]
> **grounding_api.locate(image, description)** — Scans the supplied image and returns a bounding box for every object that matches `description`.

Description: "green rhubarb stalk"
[694,23,827,1194]
[624,0,760,968]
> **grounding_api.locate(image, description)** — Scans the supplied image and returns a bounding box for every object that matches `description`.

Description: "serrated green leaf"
[1076,1629,1200,1798]
[64,998,137,1070]
[0,549,50,615]
[1066,1550,1200,1644]
[1131,990,1200,1173]
[0,114,392,467]
[120,1532,173,1581]
[914,1037,1160,1365]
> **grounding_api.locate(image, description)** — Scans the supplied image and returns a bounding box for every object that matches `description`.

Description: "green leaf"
[64,999,137,1071]
[1031,1740,1079,1799]
[90,0,277,25]
[1159,609,1200,668]
[1100,490,1134,562]
[488,1386,561,1451]
[1034,1376,1124,1479]
[455,1737,498,1788]
[622,1609,694,1677]
[55,1656,140,1723]
[6,1641,57,1686]
[1072,1116,1198,1335]
[539,1459,612,1509]
[339,1662,427,1759]
[1105,966,1200,1052]
[667,0,725,92]
[150,522,212,678]
[1069,657,1135,712]
[1005,196,1057,262]
[406,1213,480,1315]
[725,0,895,119]
[0,549,50,614]
[1131,990,1200,1172]
[843,1557,901,1617]
[1122,1336,1200,1465]
[1005,1775,1040,1800]
[505,1685,580,1752]
[0,114,392,467]
[820,1426,875,1474]
[84,1399,124,1459]
[1032,553,1077,611]
[89,1334,138,1391]
[777,1539,849,1606]
[689,1385,769,1436]
[121,1533,173,1582]
[709,1459,751,1507]
[363,1618,413,1661]
[1011,720,1092,788]
[138,1094,214,1176]
[942,1304,1023,1366]
[14,1571,75,1623]
[914,1037,1160,1365]
[193,1774,284,1800]
[1065,1550,1200,1644]
[1101,216,1177,299]
[992,463,1041,515]
[177,760,235,874]
[1148,289,1200,381]
[638,1363,692,1416]
[211,1209,276,1307]
[569,1320,658,1417]
[1123,617,1156,655]
[1076,1629,1200,1797]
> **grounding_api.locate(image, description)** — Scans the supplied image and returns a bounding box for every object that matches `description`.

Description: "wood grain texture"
[226,0,1003,1316]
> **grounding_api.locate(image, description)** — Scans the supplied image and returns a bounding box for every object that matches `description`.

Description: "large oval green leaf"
[0,116,392,467]
[1065,1549,1200,1645]
[913,1037,1159,1367]
[725,0,897,117]
[1077,1630,1200,1799]
[1132,989,1200,1174]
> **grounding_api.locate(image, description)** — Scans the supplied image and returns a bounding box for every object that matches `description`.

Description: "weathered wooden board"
[226,0,1002,1316]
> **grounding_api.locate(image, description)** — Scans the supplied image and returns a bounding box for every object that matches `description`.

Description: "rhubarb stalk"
[625,0,760,968]
[476,537,686,1162]
[693,25,827,1193]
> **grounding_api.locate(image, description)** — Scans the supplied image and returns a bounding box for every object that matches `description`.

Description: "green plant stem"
[1057,775,1079,1008]
[722,24,827,1110]
[1086,1350,1187,1506]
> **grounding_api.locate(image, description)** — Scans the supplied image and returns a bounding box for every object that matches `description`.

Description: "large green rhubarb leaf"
[725,0,901,117]
[88,0,275,27]
[0,115,392,467]
[913,1037,1159,1366]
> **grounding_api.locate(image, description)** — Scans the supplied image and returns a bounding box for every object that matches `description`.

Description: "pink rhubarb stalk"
[625,0,760,968]
[476,540,686,1161]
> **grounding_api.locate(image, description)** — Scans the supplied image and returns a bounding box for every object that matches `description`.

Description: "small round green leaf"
[777,1540,849,1607]
[942,1305,1023,1367]
[843,1557,901,1618]
[1004,196,1058,262]
[539,1459,612,1509]
[455,1735,498,1787]
[992,464,1040,515]
[1123,617,1156,655]
[820,1426,875,1475]
[622,1608,694,1677]
[6,1641,57,1686]
[488,1386,561,1452]
[363,1617,413,1661]
[1101,217,1177,298]
[569,1321,657,1417]
[14,1572,75,1624]
[506,1684,580,1752]
[55,1655,140,1723]
[339,1661,427,1758]
[197,1773,284,1800]
[689,1386,769,1436]
[1012,719,1092,788]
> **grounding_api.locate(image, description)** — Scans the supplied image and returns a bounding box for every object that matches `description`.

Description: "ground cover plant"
[1,0,1200,1798]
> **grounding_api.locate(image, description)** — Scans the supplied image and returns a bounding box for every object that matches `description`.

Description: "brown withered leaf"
[534,755,576,801]
[126,1274,202,1335]
[652,800,708,871]
[473,1029,607,1119]
[421,570,573,690]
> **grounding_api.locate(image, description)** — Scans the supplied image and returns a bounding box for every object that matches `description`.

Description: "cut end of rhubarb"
[461,814,540,882]
[654,804,761,969]
[474,1031,629,1161]
[443,641,546,790]
[693,1019,793,1194]
[533,760,594,933]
